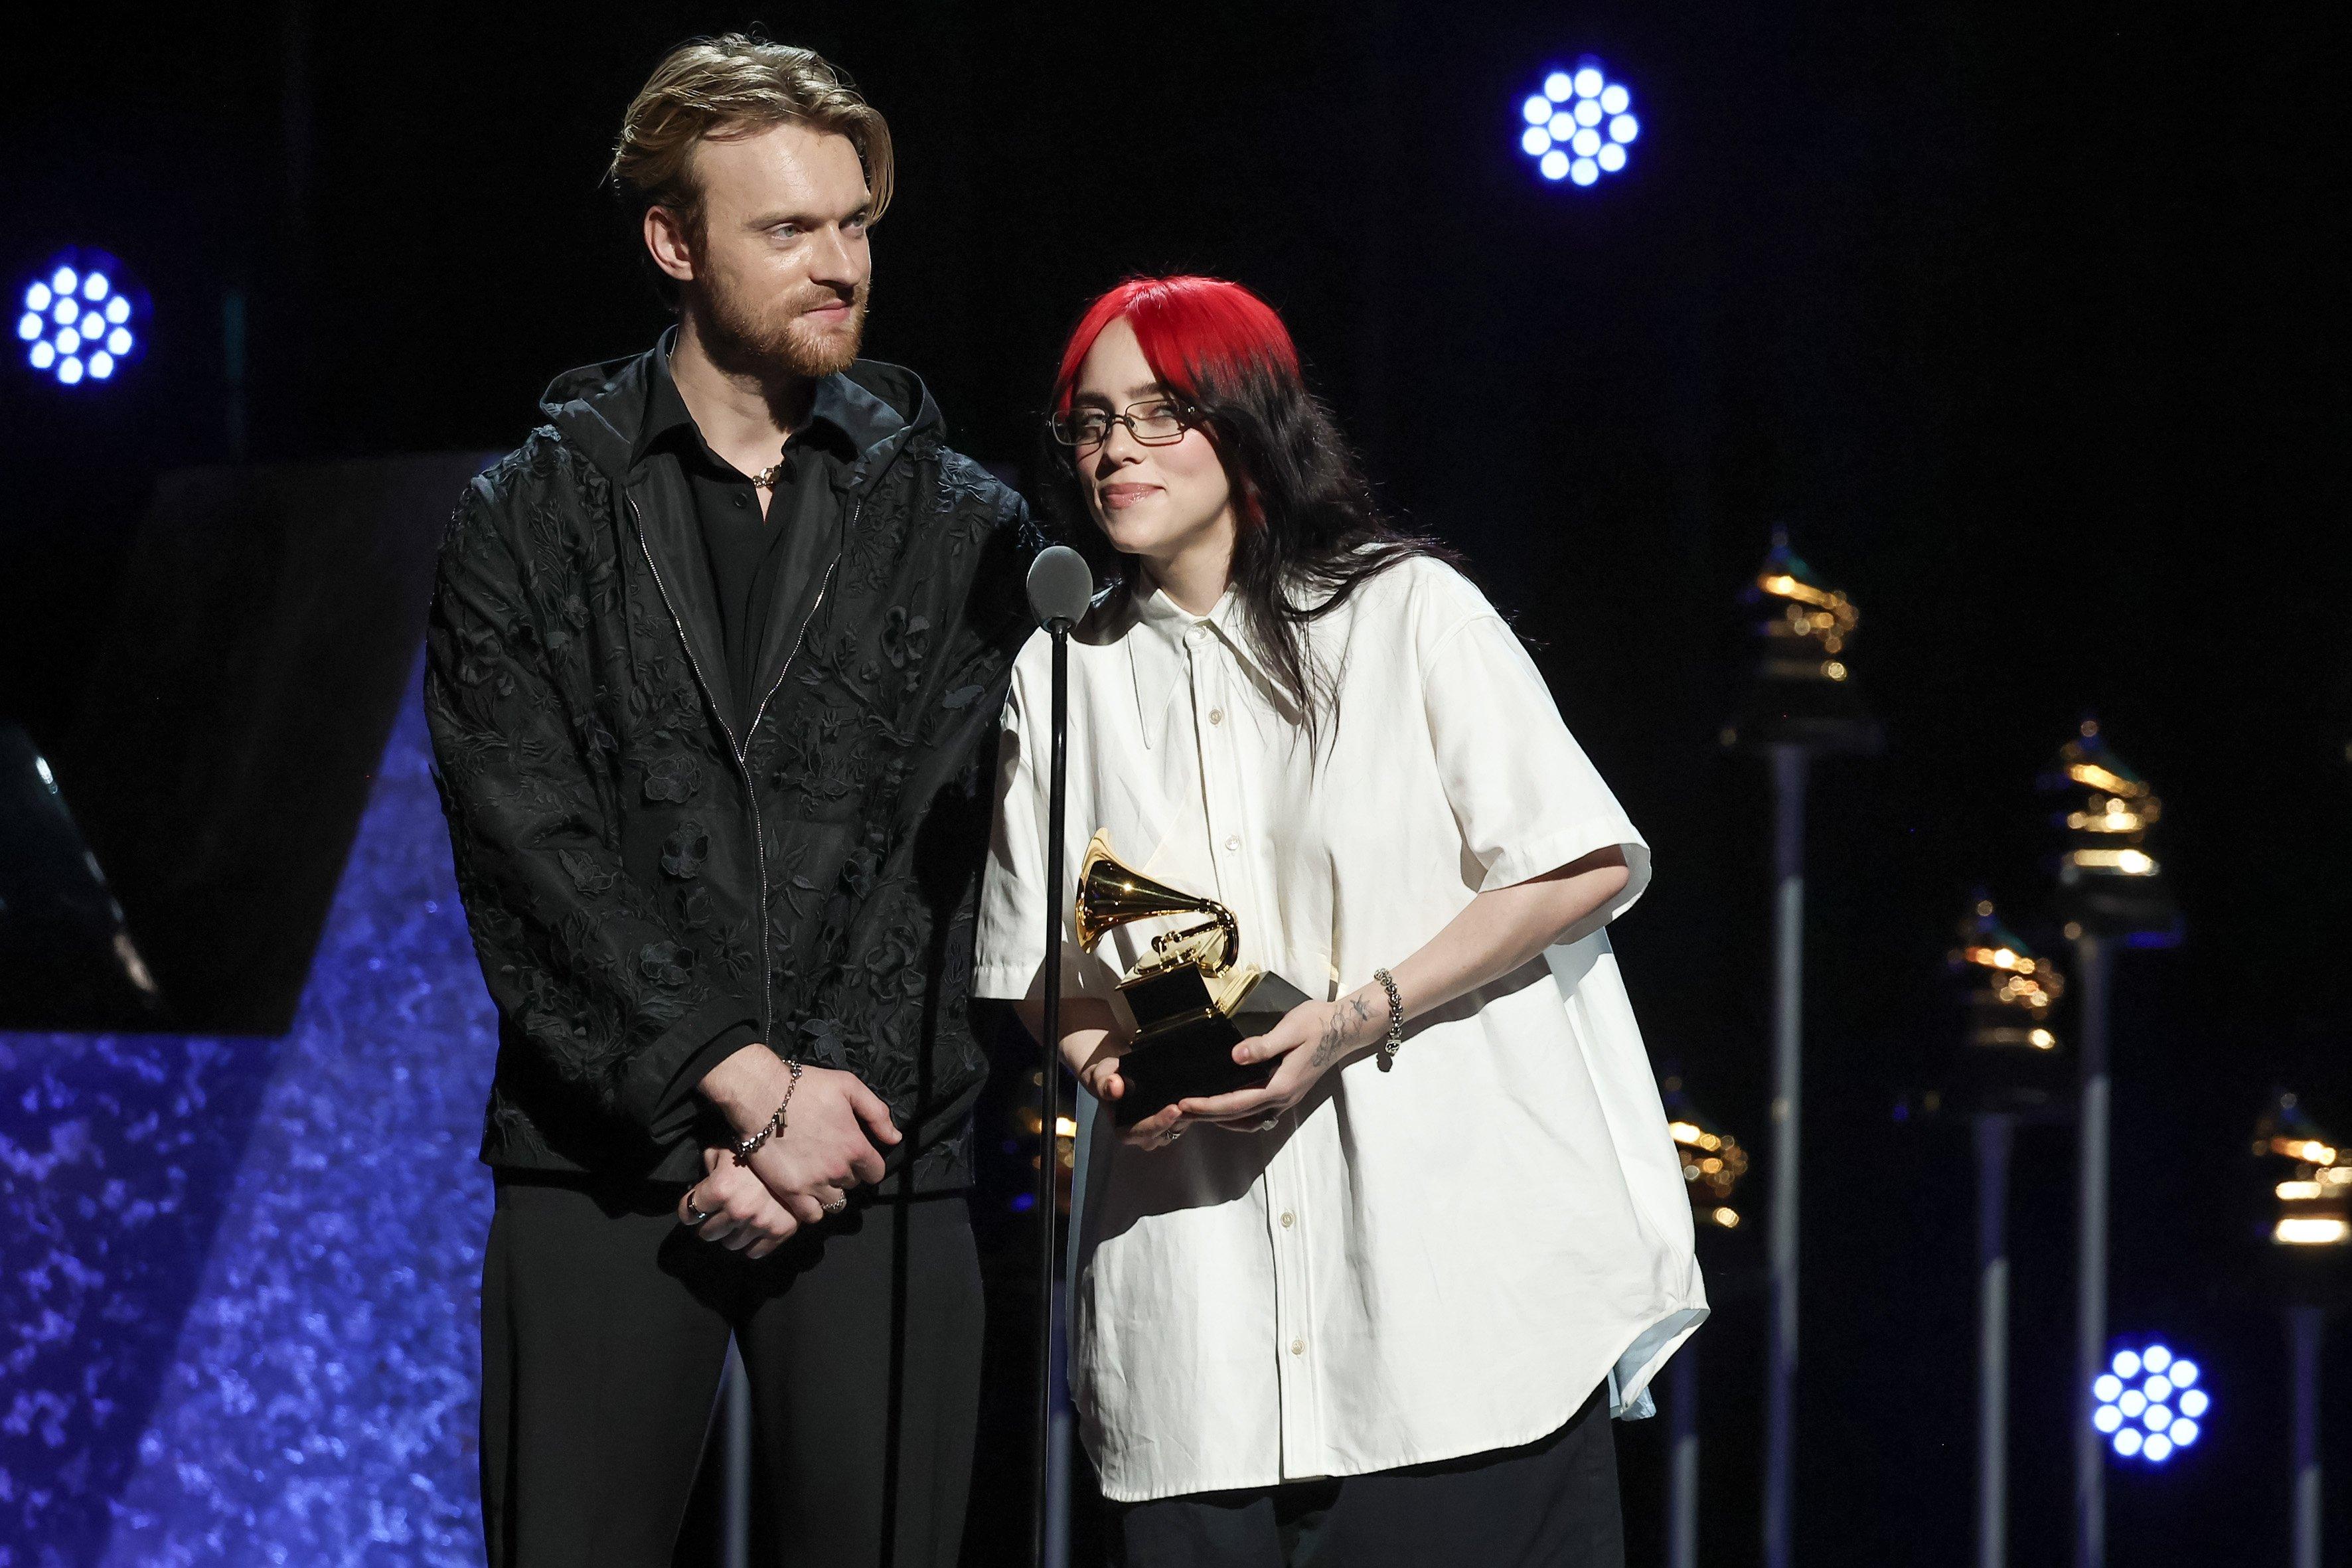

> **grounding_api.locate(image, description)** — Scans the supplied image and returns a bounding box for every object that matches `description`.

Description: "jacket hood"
[536,330,944,489]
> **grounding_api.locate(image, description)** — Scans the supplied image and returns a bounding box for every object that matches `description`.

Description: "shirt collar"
[1125,581,1290,749]
[632,327,866,471]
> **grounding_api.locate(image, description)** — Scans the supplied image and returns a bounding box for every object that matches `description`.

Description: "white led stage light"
[1516,59,1640,187]
[2093,1342,2206,1463]
[18,250,145,387]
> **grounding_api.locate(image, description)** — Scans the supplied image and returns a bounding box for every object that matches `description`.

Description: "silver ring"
[684,1196,716,1227]
[824,1198,848,1215]
[1164,1126,1186,1144]
[1251,1116,1281,1132]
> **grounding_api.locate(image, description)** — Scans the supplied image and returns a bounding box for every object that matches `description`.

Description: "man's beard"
[697,273,869,383]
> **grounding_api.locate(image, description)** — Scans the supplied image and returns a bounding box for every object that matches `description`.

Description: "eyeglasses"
[1048,398,1198,449]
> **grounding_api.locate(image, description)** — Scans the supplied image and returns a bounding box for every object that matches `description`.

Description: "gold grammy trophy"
[1074,832,1306,1125]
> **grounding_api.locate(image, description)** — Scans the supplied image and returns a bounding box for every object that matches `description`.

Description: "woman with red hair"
[975,277,1703,1565]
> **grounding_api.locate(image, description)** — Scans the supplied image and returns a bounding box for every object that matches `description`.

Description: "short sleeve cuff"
[1478,815,1652,914]
[973,946,1125,1006]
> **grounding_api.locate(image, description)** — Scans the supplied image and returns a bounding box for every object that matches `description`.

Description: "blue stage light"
[1518,59,1638,189]
[18,249,145,388]
[2096,1340,2208,1463]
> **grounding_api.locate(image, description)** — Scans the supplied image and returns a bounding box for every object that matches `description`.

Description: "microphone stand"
[1032,612,1071,1568]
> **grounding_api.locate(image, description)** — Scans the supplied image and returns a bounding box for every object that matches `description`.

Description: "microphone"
[1026,544,1095,631]
[1026,540,1092,1568]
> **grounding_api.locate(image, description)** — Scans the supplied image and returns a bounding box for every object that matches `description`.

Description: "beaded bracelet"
[1372,967,1405,1071]
[732,1060,803,1166]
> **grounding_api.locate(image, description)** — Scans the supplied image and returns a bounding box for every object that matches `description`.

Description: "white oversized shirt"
[974,555,1704,1503]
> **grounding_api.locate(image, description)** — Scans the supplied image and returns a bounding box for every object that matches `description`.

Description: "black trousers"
[479,1172,984,1568]
[1115,1385,1623,1568]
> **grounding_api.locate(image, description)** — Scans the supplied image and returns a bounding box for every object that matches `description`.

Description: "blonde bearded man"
[425,35,1032,1567]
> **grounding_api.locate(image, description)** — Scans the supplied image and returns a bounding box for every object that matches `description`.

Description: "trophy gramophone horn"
[1074,832,1239,976]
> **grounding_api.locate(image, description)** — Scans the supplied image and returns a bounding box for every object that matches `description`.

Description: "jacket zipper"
[628,493,848,1052]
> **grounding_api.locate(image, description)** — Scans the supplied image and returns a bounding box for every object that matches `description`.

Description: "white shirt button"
[1280,1211,1295,1229]
[1223,835,1240,852]
[1289,1338,1305,1356]
[1186,624,1212,647]
[1208,708,1224,725]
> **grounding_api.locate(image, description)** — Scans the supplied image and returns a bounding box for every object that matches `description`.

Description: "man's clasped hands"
[676,1046,902,1258]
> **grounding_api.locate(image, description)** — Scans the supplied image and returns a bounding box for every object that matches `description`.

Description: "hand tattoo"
[1310,994,1374,1069]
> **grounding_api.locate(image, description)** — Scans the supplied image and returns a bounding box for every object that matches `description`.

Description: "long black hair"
[1040,275,1458,751]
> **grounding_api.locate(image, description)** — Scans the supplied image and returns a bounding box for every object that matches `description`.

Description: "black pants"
[1115,1385,1623,1568]
[479,1172,984,1568]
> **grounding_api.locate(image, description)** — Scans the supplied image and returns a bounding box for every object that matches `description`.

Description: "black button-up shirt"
[638,353,862,738]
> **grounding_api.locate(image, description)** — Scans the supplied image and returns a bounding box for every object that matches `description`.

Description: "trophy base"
[1112,968,1308,1127]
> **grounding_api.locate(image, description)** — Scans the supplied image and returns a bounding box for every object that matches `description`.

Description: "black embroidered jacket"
[424,344,1034,1188]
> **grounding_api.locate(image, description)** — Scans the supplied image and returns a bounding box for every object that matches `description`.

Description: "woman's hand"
[1172,990,1386,1130]
[1069,1024,1188,1152]
[1064,1030,1131,1105]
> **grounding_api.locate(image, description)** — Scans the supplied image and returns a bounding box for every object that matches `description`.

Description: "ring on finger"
[683,1192,716,1227]
[824,1198,848,1215]
[1251,1115,1281,1132]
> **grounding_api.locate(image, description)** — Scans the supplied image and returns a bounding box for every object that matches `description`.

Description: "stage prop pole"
[1026,546,1095,1568]
[723,1342,751,1568]
[1976,1113,2014,1568]
[2255,1091,2348,1568]
[2290,1304,2322,1568]
[1763,744,1805,1568]
[1666,1344,1699,1568]
[1660,1078,1747,1568]
[1723,536,1878,1568]
[2043,720,2180,1568]
[1947,894,2068,1568]
[2071,931,2110,1568]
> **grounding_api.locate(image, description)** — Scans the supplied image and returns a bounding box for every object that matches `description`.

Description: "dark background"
[3,2,2347,1563]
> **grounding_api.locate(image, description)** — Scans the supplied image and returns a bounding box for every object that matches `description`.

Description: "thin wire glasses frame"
[1048,398,1200,449]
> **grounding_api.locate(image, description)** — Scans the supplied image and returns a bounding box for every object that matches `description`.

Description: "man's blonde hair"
[609,35,895,234]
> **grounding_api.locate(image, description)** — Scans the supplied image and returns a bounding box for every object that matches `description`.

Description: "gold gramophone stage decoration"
[2254,1092,2352,1249]
[1076,832,1306,1126]
[2045,719,2181,943]
[1950,897,2065,1052]
[1946,894,2069,1113]
[1723,532,1881,753]
[1660,1073,1749,1234]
